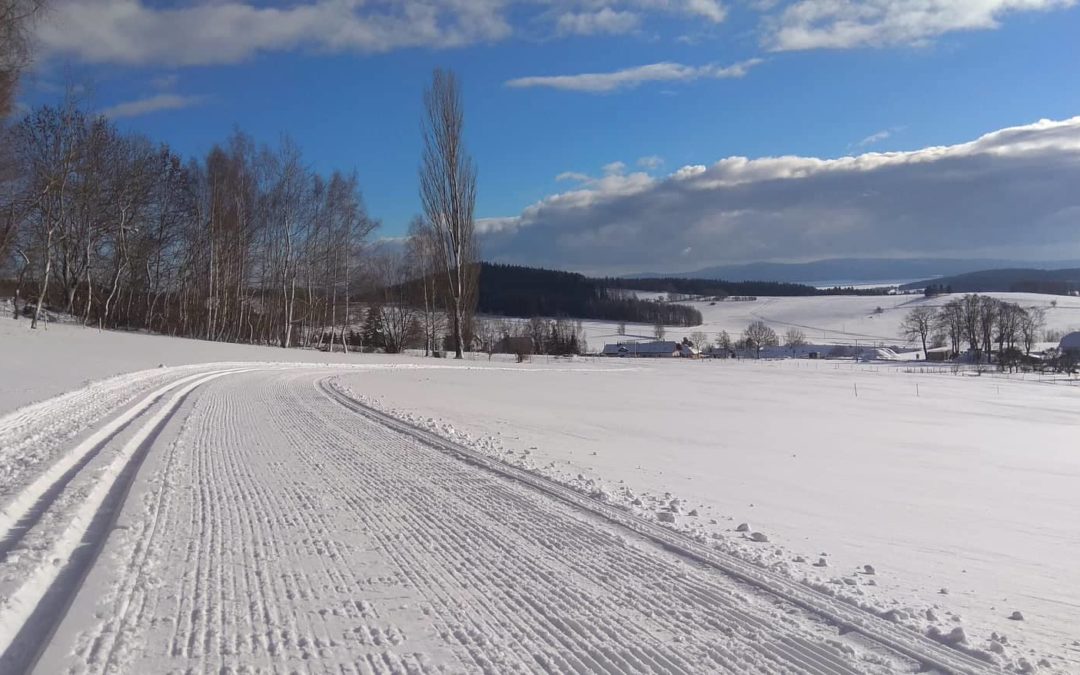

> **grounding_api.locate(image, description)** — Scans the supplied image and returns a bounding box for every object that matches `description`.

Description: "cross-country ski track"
[0,365,1000,674]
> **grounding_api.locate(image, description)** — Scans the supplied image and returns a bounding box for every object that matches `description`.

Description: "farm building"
[925,347,954,362]
[602,341,681,358]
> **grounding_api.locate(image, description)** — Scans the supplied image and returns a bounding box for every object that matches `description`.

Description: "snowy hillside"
[571,292,1080,350]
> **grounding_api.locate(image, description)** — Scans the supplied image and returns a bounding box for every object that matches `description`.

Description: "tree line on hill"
[604,277,894,297]
[477,263,703,328]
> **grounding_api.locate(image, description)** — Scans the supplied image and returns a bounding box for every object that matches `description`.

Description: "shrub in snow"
[735,522,750,532]
[862,564,876,575]
[1008,611,1025,621]
[813,557,828,567]
[656,511,676,523]
[750,532,769,543]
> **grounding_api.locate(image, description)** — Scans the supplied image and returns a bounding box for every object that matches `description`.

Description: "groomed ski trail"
[0,366,1001,674]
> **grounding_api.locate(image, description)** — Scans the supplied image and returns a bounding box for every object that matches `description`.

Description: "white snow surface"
[1,306,1078,672]
[568,292,1080,350]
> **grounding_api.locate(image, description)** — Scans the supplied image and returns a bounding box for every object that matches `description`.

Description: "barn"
[602,341,681,358]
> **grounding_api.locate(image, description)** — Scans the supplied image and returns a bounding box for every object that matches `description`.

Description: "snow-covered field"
[1,299,1078,672]
[571,292,1080,351]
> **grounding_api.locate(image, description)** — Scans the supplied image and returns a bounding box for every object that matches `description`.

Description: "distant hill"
[636,258,1080,284]
[475,263,887,326]
[477,263,703,326]
[899,268,1080,294]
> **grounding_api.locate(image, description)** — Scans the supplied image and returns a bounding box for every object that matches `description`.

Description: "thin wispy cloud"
[637,155,664,169]
[479,117,1080,274]
[102,93,205,118]
[555,8,640,36]
[766,0,1077,51]
[856,129,892,148]
[505,59,763,93]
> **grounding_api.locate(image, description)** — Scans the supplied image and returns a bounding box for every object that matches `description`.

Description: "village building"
[1059,331,1080,355]
[602,341,682,358]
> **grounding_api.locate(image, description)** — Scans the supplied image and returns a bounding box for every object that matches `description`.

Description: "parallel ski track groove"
[6,368,996,673]
[298,375,870,673]
[0,369,245,672]
[319,376,998,675]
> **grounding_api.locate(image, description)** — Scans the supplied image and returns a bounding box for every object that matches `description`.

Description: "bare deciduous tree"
[743,320,778,358]
[715,330,732,351]
[899,305,936,357]
[783,328,807,348]
[419,68,477,359]
[1,0,46,119]
[1020,306,1045,356]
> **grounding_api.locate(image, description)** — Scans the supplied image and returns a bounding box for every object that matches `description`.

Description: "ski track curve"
[0,367,1004,673]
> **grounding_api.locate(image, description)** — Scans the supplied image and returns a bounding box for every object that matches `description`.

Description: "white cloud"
[602,161,627,175]
[101,92,206,118]
[556,171,591,182]
[637,155,664,169]
[36,0,512,66]
[505,58,763,93]
[479,117,1080,274]
[32,0,733,67]
[556,8,640,35]
[681,0,727,22]
[766,0,1077,51]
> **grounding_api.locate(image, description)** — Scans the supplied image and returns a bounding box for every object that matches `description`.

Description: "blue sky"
[22,0,1080,273]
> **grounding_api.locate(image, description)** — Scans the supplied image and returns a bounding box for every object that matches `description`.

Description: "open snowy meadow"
[0,296,1078,673]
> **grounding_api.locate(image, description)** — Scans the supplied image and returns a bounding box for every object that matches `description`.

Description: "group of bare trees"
[2,69,481,355]
[2,99,377,345]
[900,295,1047,366]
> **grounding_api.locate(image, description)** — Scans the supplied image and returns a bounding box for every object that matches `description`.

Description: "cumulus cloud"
[681,0,726,22]
[33,0,733,67]
[479,117,1080,274]
[556,8,640,35]
[765,0,1077,51]
[36,0,512,66]
[506,58,763,93]
[101,93,206,118]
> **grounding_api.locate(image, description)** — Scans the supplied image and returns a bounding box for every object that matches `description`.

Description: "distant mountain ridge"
[635,258,1080,284]
[899,268,1080,294]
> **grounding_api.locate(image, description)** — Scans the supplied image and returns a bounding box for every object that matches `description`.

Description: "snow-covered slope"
[574,292,1080,350]
[1,316,1077,671]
